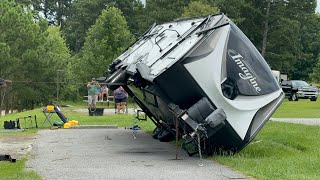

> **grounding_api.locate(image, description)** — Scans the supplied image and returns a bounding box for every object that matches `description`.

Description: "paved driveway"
[27,128,248,180]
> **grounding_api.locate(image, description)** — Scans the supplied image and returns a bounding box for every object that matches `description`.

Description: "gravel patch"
[0,135,34,160]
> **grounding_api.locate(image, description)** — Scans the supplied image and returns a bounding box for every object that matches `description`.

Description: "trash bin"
[88,108,104,116]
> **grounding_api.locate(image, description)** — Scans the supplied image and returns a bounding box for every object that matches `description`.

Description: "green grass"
[1,99,320,180]
[213,121,320,179]
[61,107,156,133]
[272,98,320,118]
[0,158,41,180]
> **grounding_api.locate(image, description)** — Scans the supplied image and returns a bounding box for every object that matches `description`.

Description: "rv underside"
[106,14,284,155]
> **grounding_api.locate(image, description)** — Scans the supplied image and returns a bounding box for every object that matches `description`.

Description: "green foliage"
[219,0,320,80]
[62,0,110,52]
[0,0,71,111]
[311,57,320,82]
[76,7,135,82]
[110,0,146,37]
[1,0,320,109]
[216,0,247,23]
[17,0,72,26]
[181,1,219,17]
[144,0,190,25]
[62,0,144,52]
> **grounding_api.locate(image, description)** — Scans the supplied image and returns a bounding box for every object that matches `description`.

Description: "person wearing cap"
[87,78,100,109]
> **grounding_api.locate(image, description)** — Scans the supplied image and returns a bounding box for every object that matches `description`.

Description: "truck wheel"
[291,93,298,101]
[310,97,317,101]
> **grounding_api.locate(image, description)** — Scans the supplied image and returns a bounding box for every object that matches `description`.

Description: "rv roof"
[114,14,228,81]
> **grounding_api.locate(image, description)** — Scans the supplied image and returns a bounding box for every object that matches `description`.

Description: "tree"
[181,0,219,17]
[0,0,42,112]
[144,0,190,26]
[62,0,145,52]
[75,7,135,83]
[62,0,110,52]
[216,0,248,23]
[17,0,72,26]
[0,0,71,112]
[110,0,146,36]
[224,0,318,80]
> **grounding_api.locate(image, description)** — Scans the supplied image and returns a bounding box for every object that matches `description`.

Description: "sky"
[140,0,146,5]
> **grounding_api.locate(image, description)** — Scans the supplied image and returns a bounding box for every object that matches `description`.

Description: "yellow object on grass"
[63,120,78,128]
[47,105,54,111]
[69,120,79,126]
[63,123,71,129]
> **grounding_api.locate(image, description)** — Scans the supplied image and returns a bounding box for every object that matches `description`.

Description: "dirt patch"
[0,134,35,160]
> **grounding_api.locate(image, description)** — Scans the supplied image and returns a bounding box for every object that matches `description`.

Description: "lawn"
[213,121,320,179]
[272,98,320,118]
[0,158,41,180]
[1,99,320,179]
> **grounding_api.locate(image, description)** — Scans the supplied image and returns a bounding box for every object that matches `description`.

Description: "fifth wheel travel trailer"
[106,14,285,155]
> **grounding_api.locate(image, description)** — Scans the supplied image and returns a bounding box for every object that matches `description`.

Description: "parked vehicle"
[272,70,288,84]
[281,80,318,101]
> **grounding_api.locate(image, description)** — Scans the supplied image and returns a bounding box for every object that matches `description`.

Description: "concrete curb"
[270,118,320,126]
[68,125,118,129]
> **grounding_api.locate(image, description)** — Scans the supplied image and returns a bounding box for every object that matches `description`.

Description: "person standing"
[87,78,100,109]
[114,86,127,114]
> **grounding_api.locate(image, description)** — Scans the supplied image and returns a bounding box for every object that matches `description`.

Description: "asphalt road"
[26,128,248,180]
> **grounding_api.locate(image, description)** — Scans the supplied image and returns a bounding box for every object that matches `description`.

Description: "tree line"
[1,0,320,114]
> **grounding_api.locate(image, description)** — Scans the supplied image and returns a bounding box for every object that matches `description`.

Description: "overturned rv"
[107,14,284,154]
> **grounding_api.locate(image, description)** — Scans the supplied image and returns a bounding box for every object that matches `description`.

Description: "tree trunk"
[44,0,48,19]
[4,93,9,115]
[10,92,14,114]
[261,0,271,57]
[0,91,3,117]
[57,0,62,26]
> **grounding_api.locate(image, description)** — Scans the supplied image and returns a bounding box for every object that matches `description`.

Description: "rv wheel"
[152,127,163,139]
[157,129,174,142]
[310,97,317,101]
